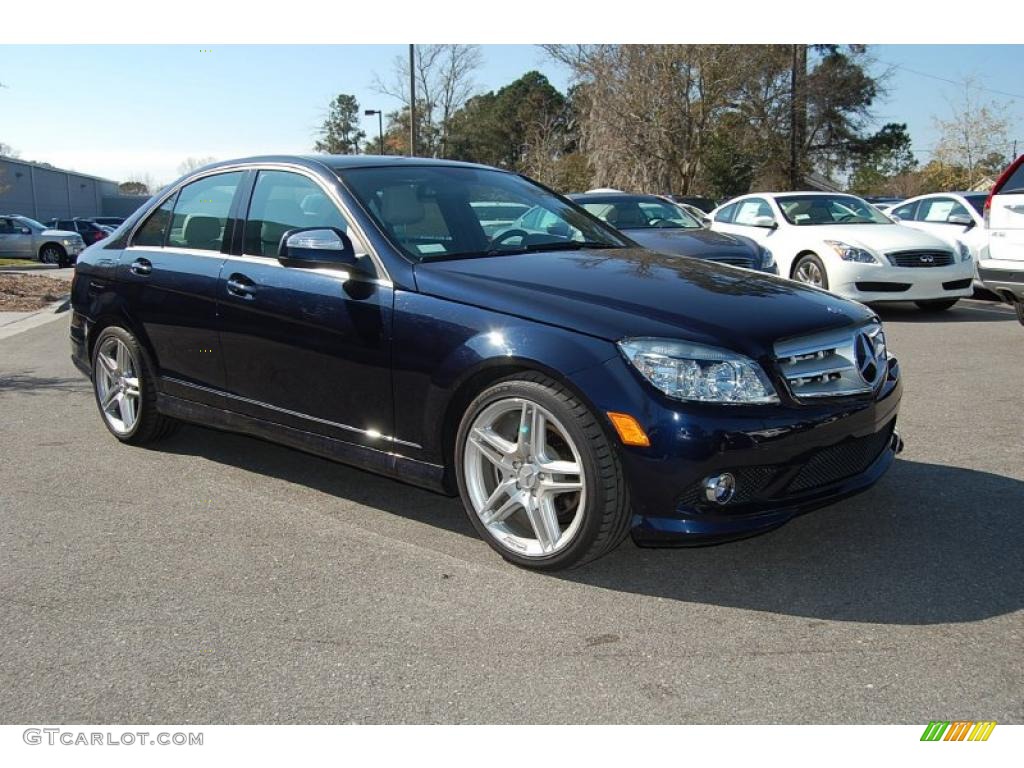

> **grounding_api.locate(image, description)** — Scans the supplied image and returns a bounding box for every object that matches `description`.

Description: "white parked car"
[977,156,1024,325]
[889,192,988,287]
[709,192,975,311]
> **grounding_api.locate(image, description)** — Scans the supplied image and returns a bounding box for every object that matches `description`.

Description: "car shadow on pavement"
[872,303,1015,323]
[156,425,1022,626]
[567,458,1024,626]
[0,372,89,394]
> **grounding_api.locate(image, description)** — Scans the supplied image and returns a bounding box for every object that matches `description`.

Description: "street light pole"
[364,109,384,155]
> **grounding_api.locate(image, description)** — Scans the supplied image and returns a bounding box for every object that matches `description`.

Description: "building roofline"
[0,154,119,185]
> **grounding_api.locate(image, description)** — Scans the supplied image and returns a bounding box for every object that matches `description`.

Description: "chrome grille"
[886,249,954,268]
[774,323,887,400]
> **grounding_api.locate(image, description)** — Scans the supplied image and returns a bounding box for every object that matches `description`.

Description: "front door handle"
[129,258,152,276]
[226,273,256,299]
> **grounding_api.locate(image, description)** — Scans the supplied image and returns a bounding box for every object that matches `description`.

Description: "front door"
[216,169,394,449]
[0,217,33,258]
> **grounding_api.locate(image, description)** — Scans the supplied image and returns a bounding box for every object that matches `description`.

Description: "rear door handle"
[226,273,256,299]
[129,258,152,276]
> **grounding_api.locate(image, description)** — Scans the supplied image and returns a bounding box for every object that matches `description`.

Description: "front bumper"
[569,352,902,546]
[829,262,974,302]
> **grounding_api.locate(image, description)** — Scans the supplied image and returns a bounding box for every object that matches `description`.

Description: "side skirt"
[156,393,449,495]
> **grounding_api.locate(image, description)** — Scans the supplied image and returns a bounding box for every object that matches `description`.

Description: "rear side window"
[133,195,177,247]
[891,201,918,221]
[714,202,738,223]
[167,172,244,252]
[244,170,353,258]
[0,218,14,234]
[996,161,1024,195]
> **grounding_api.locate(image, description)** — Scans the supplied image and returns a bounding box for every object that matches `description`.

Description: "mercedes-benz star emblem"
[854,332,879,385]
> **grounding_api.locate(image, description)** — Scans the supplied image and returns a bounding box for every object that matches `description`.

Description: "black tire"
[91,326,179,445]
[454,373,631,571]
[1015,302,1024,327]
[914,299,959,312]
[39,244,65,266]
[792,253,829,290]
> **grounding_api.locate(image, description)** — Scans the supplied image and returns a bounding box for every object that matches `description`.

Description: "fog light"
[703,473,736,505]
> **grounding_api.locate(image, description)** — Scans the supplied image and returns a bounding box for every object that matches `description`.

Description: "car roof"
[198,154,499,175]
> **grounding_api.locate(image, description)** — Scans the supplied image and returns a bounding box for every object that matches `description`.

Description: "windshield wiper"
[482,241,621,257]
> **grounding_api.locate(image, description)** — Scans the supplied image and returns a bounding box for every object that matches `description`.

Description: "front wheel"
[792,253,829,289]
[914,299,959,312]
[39,244,65,266]
[1015,302,1024,326]
[455,374,630,571]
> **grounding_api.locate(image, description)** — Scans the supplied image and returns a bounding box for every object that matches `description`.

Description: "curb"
[0,263,55,271]
[0,294,72,342]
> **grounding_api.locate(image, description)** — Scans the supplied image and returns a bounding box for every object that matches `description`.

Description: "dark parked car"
[570,192,777,273]
[46,218,109,247]
[71,156,902,570]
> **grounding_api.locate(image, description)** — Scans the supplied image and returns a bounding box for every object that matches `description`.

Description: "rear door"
[119,170,245,404]
[988,157,1024,262]
[216,168,394,449]
[0,217,33,257]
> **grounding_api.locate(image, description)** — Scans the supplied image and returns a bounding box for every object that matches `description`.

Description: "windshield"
[777,195,892,226]
[14,216,46,231]
[339,166,628,261]
[579,197,703,230]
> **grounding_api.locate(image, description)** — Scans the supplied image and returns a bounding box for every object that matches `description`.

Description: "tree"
[372,45,482,157]
[119,180,150,196]
[846,123,917,195]
[0,141,18,158]
[177,156,217,176]
[314,93,365,155]
[932,76,1013,189]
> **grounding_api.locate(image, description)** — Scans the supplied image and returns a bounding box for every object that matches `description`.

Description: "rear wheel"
[914,299,958,312]
[91,326,178,444]
[1015,302,1024,326]
[455,373,630,571]
[39,244,65,266]
[793,253,829,289]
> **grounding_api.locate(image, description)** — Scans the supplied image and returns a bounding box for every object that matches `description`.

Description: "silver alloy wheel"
[795,259,824,287]
[95,337,142,435]
[40,247,61,265]
[463,397,586,558]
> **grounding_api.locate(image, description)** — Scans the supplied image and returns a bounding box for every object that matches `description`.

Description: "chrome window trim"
[163,376,420,449]
[127,161,391,283]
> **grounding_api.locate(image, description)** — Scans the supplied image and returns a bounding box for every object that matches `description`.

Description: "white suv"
[709,192,975,311]
[979,156,1024,325]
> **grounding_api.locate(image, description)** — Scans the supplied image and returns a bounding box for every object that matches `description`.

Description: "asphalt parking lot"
[0,299,1021,724]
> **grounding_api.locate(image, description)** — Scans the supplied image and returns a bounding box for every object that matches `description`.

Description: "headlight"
[62,239,72,246]
[957,241,972,262]
[618,338,779,404]
[824,240,878,263]
[761,247,775,269]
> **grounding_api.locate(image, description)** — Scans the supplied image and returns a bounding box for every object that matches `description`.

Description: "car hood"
[798,223,953,253]
[622,227,760,259]
[41,228,81,238]
[414,247,875,358]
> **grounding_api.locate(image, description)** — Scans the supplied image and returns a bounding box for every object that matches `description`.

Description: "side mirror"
[20,227,32,235]
[752,215,777,229]
[278,227,358,270]
[889,214,901,223]
[947,213,974,228]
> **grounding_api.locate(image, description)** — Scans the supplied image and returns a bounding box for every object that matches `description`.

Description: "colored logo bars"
[920,721,997,742]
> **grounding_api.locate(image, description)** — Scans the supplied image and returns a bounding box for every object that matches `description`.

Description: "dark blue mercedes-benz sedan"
[70,155,902,570]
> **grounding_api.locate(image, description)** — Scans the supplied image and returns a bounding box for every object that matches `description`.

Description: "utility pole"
[408,44,417,157]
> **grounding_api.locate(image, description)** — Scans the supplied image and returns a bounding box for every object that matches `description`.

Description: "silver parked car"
[0,215,86,266]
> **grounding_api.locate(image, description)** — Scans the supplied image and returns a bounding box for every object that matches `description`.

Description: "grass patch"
[0,258,39,267]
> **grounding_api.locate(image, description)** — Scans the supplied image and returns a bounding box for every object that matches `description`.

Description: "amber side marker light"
[607,412,651,447]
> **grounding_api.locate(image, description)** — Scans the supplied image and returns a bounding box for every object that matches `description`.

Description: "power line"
[877,60,1024,101]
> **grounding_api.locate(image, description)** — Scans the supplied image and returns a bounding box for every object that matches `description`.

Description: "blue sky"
[0,44,1021,184]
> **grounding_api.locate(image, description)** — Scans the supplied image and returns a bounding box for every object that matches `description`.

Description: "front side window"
[244,170,356,258]
[340,166,627,261]
[132,194,177,248]
[777,195,891,226]
[920,197,969,223]
[166,171,243,252]
[734,198,773,226]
